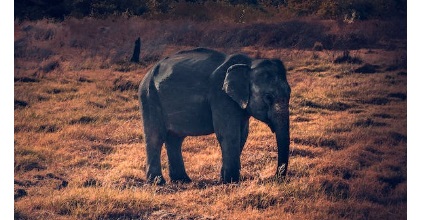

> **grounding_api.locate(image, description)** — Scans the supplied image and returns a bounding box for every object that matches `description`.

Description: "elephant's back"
[150,48,226,136]
[153,48,225,87]
[152,48,225,92]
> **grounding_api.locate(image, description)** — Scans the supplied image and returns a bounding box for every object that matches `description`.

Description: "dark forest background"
[15,0,406,21]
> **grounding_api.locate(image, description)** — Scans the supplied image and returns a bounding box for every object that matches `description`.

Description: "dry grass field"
[14,18,406,219]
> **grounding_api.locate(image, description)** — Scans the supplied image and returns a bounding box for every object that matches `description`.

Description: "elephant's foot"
[170,177,192,183]
[221,168,240,184]
[146,175,166,185]
[170,173,192,183]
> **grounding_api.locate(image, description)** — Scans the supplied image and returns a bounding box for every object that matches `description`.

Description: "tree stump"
[130,37,141,63]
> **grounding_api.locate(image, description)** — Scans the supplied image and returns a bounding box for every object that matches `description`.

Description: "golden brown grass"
[15,19,406,219]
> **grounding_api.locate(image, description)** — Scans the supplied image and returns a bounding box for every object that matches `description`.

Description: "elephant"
[138,48,291,184]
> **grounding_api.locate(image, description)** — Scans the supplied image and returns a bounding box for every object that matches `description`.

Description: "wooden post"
[130,37,141,63]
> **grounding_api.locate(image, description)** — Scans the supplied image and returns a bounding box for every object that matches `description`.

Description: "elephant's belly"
[164,104,214,136]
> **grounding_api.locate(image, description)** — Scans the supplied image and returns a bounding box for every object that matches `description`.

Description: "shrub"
[313,41,324,51]
[334,51,362,64]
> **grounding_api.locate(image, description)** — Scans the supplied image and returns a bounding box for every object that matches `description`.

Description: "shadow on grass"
[353,118,387,127]
[293,137,343,150]
[290,148,317,158]
[69,116,97,125]
[37,124,60,133]
[15,100,29,109]
[388,92,406,101]
[293,116,312,123]
[356,97,390,105]
[354,63,380,74]
[113,175,145,190]
[91,144,115,155]
[113,76,139,92]
[15,77,40,83]
[299,100,354,112]
[234,191,279,210]
[320,178,350,200]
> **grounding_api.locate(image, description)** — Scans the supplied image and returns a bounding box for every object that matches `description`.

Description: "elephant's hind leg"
[165,133,191,183]
[144,131,165,185]
[140,88,167,185]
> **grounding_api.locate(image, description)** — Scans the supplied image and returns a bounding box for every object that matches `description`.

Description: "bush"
[313,42,324,51]
[334,51,363,64]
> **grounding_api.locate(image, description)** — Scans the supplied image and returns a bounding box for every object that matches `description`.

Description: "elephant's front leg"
[214,115,248,183]
[218,134,241,183]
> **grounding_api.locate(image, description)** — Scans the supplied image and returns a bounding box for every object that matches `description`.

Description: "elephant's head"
[223,58,291,178]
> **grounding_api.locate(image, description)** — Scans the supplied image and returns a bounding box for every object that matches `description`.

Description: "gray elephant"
[138,48,290,184]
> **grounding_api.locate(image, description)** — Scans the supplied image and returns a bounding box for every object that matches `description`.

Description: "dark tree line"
[15,0,406,21]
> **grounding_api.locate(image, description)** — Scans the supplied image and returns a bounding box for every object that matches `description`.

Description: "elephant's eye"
[263,93,274,106]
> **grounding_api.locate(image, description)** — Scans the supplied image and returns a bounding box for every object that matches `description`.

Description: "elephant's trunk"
[271,99,290,178]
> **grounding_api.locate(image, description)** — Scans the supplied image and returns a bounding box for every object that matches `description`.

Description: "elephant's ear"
[223,64,250,109]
